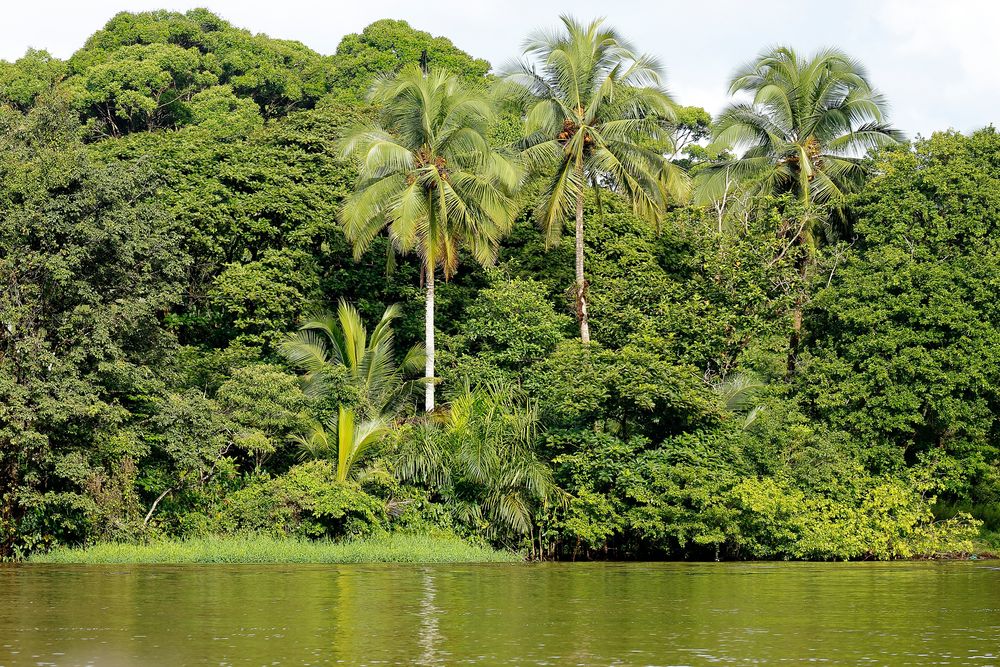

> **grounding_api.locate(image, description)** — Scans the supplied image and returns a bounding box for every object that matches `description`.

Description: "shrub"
[213,461,387,538]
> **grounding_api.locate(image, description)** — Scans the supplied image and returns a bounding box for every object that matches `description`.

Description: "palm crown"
[393,379,562,542]
[340,64,520,278]
[697,46,904,242]
[280,300,423,418]
[505,16,685,238]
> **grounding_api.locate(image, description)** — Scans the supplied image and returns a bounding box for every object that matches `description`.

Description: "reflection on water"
[416,570,442,667]
[1,561,998,666]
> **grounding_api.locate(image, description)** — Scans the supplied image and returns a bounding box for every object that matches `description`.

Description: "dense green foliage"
[1,10,995,561]
[801,131,1000,504]
[330,19,490,103]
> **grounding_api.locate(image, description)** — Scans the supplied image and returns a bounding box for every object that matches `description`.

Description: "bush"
[213,461,387,538]
[727,476,980,560]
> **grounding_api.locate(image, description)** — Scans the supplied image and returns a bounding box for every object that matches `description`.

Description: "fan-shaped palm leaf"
[294,407,392,482]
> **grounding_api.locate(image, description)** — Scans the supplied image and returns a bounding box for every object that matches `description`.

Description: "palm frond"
[339,66,519,281]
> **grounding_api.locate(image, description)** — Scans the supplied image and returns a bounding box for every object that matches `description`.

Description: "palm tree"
[503,16,686,343]
[280,300,423,418]
[281,300,422,480]
[293,407,391,482]
[695,47,903,366]
[393,379,562,545]
[339,65,520,412]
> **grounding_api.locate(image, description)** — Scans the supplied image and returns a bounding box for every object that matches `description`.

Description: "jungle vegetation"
[0,10,997,561]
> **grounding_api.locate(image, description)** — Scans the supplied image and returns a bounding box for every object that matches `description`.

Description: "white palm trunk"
[575,169,591,344]
[424,263,435,412]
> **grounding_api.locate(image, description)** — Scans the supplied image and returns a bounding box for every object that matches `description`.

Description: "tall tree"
[0,97,187,556]
[504,16,685,343]
[800,129,1000,496]
[694,47,903,364]
[330,19,491,102]
[339,65,520,412]
[698,47,903,243]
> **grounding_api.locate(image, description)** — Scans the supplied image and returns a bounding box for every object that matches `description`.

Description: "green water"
[1,562,997,666]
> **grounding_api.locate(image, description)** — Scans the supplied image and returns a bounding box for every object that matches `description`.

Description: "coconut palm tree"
[503,16,686,343]
[695,47,903,367]
[696,46,904,248]
[281,300,422,480]
[339,65,520,412]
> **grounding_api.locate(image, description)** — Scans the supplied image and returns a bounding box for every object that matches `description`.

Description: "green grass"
[29,533,523,565]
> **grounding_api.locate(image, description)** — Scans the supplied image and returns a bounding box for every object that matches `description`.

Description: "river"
[1,561,997,665]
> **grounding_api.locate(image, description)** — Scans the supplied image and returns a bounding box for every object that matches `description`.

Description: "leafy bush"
[728,475,979,560]
[212,461,387,538]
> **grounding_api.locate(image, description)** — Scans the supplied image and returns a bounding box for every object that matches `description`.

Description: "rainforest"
[1,9,998,563]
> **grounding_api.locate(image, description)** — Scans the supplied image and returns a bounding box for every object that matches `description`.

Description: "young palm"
[503,16,686,343]
[280,300,423,418]
[293,407,391,482]
[393,379,562,544]
[281,301,422,480]
[339,65,520,412]
[696,46,904,250]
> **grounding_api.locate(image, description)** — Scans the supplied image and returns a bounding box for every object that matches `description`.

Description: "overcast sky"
[0,0,993,138]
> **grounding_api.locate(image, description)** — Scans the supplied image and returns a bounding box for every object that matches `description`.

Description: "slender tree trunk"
[143,486,175,526]
[788,292,803,374]
[787,186,811,374]
[425,262,436,412]
[788,231,806,369]
[574,165,591,344]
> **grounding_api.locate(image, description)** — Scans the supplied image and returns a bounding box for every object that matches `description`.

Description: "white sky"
[0,0,995,138]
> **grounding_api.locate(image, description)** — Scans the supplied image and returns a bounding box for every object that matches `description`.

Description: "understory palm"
[339,65,520,411]
[280,300,422,481]
[504,15,685,343]
[393,380,562,545]
[291,407,390,482]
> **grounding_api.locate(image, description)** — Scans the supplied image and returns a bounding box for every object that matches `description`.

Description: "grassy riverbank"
[969,530,1000,558]
[29,533,522,565]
